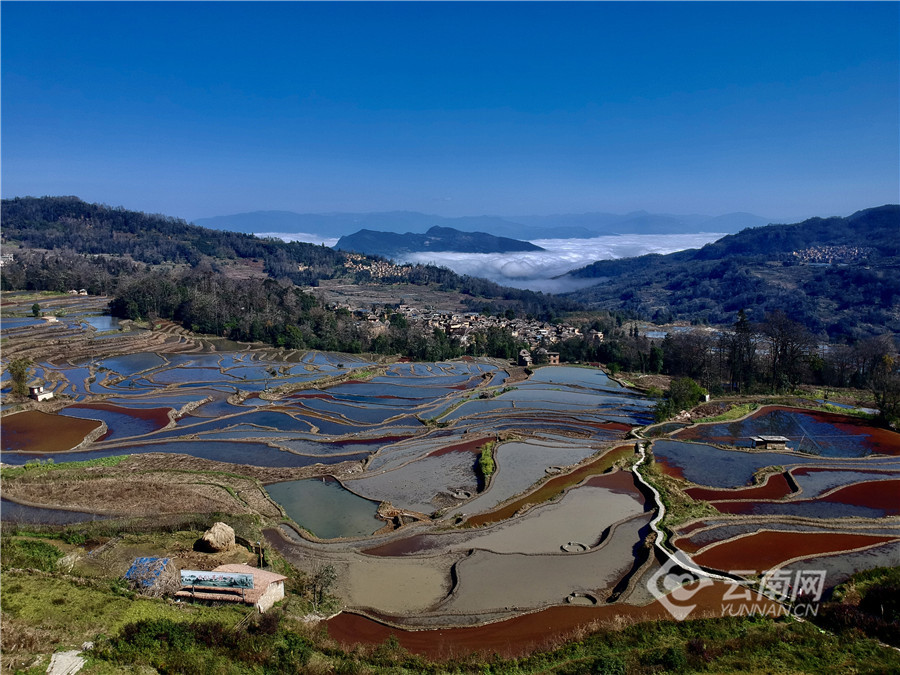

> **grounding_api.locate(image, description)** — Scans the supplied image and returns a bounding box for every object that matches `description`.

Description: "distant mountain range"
[195,210,773,240]
[335,226,544,258]
[560,204,900,340]
[0,196,580,319]
[5,196,896,340]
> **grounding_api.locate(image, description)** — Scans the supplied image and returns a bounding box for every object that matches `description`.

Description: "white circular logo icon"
[646,553,715,621]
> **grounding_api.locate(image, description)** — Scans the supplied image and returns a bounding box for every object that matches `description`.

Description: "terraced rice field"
[2,295,898,652]
[674,405,900,456]
[662,409,900,588]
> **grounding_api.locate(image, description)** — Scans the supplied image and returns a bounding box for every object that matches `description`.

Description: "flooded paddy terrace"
[2,296,898,652]
[657,406,900,589]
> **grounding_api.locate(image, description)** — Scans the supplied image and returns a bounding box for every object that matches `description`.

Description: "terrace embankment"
[709,478,900,516]
[325,581,781,660]
[0,452,363,518]
[65,402,175,439]
[0,319,194,365]
[671,517,900,555]
[259,365,390,400]
[464,444,634,527]
[685,472,795,501]
[674,405,900,456]
[691,530,899,574]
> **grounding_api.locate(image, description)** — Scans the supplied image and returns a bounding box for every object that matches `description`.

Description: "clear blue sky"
[2,1,897,222]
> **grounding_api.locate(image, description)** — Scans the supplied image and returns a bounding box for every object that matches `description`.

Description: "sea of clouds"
[259,232,725,294]
[399,233,726,293]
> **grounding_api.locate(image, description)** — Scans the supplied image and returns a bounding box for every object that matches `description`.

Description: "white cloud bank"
[399,233,726,293]
[258,231,725,294]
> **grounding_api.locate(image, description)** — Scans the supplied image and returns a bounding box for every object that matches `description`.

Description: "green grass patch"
[92,616,315,674]
[478,441,496,478]
[695,402,758,423]
[2,512,266,551]
[0,454,129,481]
[817,566,900,647]
[81,607,900,673]
[502,615,900,674]
[811,402,876,420]
[832,565,900,602]
[0,538,64,571]
[0,571,247,651]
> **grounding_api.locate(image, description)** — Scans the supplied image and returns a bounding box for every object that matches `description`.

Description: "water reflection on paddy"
[652,438,900,488]
[98,352,166,374]
[527,366,623,391]
[501,388,633,406]
[159,411,316,437]
[104,394,211,409]
[60,404,169,441]
[329,382,461,400]
[712,498,892,519]
[82,315,121,331]
[676,406,900,456]
[676,521,900,553]
[163,354,226,368]
[461,440,601,515]
[778,541,900,589]
[186,397,247,418]
[4,440,359,468]
[223,365,293,380]
[1,317,45,330]
[294,398,410,424]
[301,351,372,368]
[379,374,472,386]
[59,367,92,398]
[435,513,653,615]
[278,437,390,457]
[366,435,457,472]
[1,497,109,525]
[462,472,645,554]
[346,450,480,514]
[149,367,235,384]
[267,478,383,539]
[791,467,900,499]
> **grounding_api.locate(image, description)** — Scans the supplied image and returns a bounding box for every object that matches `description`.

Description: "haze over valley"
[380,232,731,293]
[198,208,764,291]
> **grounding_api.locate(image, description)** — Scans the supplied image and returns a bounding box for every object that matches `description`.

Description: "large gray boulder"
[199,522,235,552]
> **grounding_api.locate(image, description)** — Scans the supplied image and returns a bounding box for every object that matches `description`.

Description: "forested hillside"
[1,196,346,286]
[565,205,900,340]
[0,196,581,322]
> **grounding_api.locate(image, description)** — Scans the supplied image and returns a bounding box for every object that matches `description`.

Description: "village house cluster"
[341,253,408,279]
[792,245,875,265]
[330,301,600,353]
